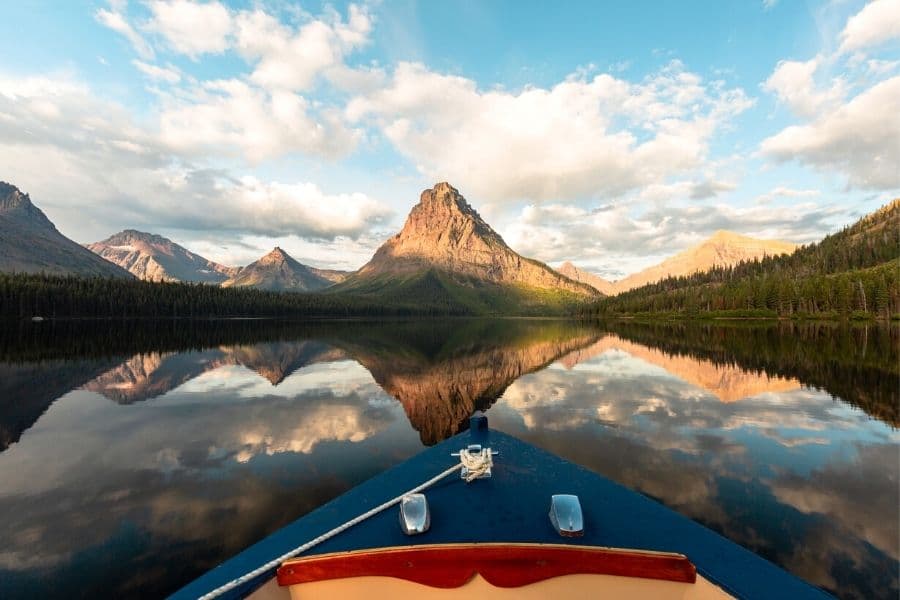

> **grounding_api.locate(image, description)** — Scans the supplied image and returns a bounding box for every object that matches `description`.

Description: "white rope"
[197,447,493,600]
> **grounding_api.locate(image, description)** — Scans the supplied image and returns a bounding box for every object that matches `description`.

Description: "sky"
[0,0,898,277]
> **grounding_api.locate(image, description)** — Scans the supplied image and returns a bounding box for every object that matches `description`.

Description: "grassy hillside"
[580,200,900,319]
[328,267,591,316]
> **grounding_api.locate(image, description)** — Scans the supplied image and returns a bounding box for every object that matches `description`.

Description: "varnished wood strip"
[276,543,697,588]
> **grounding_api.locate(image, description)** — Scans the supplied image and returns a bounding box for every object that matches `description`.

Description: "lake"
[0,318,896,599]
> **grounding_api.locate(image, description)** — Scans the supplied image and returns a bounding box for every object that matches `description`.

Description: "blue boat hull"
[173,417,831,599]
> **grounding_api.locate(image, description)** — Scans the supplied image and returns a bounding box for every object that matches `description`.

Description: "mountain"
[307,267,351,285]
[583,200,900,318]
[0,182,132,278]
[221,247,338,292]
[562,231,797,296]
[332,182,597,313]
[557,262,615,295]
[87,230,238,284]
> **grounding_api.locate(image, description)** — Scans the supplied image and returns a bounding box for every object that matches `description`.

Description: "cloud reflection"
[0,319,896,599]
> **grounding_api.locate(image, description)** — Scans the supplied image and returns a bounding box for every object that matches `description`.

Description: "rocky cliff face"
[346,182,596,296]
[0,182,132,278]
[222,247,338,292]
[561,231,797,296]
[87,230,238,284]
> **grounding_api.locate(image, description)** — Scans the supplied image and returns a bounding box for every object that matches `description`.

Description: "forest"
[0,272,470,319]
[580,201,900,319]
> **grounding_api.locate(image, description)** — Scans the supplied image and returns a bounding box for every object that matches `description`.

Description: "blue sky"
[0,0,897,275]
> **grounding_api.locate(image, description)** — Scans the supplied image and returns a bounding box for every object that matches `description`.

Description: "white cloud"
[838,0,900,55]
[755,186,821,204]
[95,1,155,59]
[688,178,737,199]
[105,3,373,161]
[502,199,841,276]
[235,4,373,91]
[146,0,233,58]
[132,60,181,83]
[347,61,753,203]
[0,72,389,250]
[163,175,393,239]
[763,57,846,118]
[866,58,900,76]
[761,1,900,191]
[139,1,373,91]
[157,78,360,161]
[761,76,900,189]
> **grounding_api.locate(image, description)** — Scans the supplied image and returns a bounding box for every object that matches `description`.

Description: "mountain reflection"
[0,319,896,599]
[559,334,800,402]
[83,341,348,404]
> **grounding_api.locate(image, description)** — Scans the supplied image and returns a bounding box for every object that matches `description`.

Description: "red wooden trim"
[276,543,697,589]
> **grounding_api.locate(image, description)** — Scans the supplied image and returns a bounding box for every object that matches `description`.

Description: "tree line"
[0,272,472,320]
[580,201,900,319]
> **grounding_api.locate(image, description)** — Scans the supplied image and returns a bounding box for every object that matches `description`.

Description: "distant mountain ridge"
[333,182,597,313]
[222,247,344,292]
[0,182,132,279]
[561,230,797,296]
[581,199,900,317]
[88,229,239,284]
[557,262,615,295]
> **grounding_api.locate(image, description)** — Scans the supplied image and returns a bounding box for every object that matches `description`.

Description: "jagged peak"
[0,181,33,211]
[433,181,456,193]
[265,246,289,259]
[416,181,477,214]
[0,181,55,229]
[400,182,502,246]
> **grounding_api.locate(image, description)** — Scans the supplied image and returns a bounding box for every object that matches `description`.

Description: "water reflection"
[0,319,896,599]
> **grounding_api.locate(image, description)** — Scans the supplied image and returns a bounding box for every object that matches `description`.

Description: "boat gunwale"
[276,542,698,588]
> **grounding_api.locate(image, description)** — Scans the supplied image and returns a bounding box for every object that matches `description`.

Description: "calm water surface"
[0,319,896,599]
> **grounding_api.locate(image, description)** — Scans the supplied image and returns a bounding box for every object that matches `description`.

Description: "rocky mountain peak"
[0,182,132,278]
[387,182,506,257]
[0,182,53,228]
[221,247,336,292]
[343,182,597,299]
[88,229,237,283]
[0,181,27,210]
[101,229,168,246]
[263,247,290,262]
[416,181,471,212]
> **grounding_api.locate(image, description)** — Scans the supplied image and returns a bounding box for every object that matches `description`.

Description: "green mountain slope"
[580,200,900,319]
[331,267,591,316]
[329,182,597,315]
